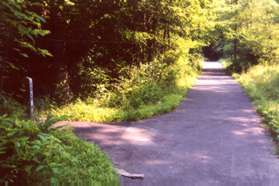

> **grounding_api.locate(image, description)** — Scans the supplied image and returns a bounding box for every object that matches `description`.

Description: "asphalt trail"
[72,61,279,186]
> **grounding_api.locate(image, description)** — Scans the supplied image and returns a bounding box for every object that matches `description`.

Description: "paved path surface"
[71,62,279,186]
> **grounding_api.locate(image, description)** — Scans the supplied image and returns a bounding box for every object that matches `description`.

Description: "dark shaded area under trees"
[0,0,213,105]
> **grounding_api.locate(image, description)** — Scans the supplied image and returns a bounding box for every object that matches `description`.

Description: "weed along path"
[69,61,279,186]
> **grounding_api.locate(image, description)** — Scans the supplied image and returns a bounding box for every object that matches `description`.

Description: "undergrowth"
[40,52,201,122]
[235,63,279,143]
[39,41,202,122]
[0,95,119,186]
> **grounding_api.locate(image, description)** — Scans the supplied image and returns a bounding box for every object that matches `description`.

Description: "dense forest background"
[1,0,278,106]
[1,0,278,107]
[0,0,211,104]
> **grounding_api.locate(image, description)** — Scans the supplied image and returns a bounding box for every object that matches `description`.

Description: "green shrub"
[0,116,119,186]
[100,59,174,109]
[77,57,111,98]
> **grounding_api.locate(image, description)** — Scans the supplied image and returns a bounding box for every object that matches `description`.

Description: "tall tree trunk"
[233,0,238,62]
[52,63,73,103]
[233,38,237,61]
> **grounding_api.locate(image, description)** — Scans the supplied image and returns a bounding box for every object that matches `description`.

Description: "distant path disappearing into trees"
[69,61,279,186]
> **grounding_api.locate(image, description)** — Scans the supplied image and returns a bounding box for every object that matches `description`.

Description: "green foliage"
[102,59,174,109]
[0,0,50,57]
[237,63,279,142]
[1,0,213,103]
[43,42,201,122]
[0,93,25,117]
[212,0,279,71]
[0,0,50,100]
[0,116,119,186]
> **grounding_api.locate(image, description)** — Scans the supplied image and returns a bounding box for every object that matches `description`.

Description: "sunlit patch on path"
[66,61,279,186]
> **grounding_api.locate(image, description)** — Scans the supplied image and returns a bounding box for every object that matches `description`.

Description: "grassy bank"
[0,95,119,185]
[46,93,189,122]
[234,63,279,143]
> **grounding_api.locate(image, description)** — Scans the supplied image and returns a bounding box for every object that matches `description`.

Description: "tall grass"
[237,63,279,142]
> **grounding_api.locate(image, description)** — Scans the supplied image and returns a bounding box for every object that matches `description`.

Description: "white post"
[26,76,34,118]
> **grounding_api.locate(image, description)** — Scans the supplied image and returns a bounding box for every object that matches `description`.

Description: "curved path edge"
[61,61,279,186]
